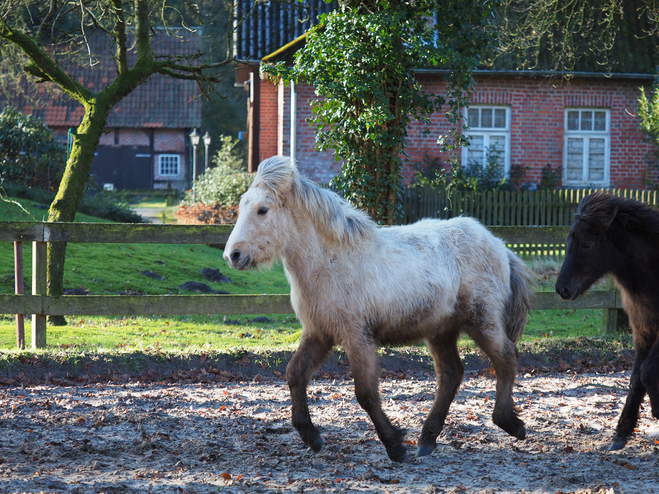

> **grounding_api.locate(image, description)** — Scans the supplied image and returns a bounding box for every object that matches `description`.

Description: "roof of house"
[1,29,203,130]
[234,0,336,62]
[238,0,659,78]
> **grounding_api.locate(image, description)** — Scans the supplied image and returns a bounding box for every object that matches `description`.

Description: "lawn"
[0,195,615,356]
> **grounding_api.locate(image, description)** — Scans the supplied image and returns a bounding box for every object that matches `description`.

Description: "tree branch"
[0,21,92,104]
[111,0,128,74]
[134,0,154,65]
[37,0,58,41]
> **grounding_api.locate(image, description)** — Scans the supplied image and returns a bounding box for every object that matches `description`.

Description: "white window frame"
[563,108,610,187]
[461,105,511,175]
[158,154,181,177]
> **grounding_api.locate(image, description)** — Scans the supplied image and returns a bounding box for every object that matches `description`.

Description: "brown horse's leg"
[470,330,525,440]
[286,332,334,453]
[345,340,407,463]
[640,333,659,420]
[611,344,651,450]
[417,332,463,457]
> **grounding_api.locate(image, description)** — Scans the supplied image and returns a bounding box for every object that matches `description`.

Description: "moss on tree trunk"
[47,104,110,326]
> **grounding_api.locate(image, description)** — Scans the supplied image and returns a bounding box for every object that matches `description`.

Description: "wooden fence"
[401,187,659,226]
[0,222,624,350]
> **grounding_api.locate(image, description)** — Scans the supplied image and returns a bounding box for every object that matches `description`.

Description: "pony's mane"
[576,192,659,234]
[254,156,377,244]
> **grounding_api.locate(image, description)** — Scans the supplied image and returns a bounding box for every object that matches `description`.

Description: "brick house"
[1,30,202,191]
[235,1,659,189]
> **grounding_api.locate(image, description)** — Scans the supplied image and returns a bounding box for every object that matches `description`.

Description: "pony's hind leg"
[640,333,659,420]
[286,332,334,453]
[417,331,464,457]
[345,339,407,463]
[470,329,525,440]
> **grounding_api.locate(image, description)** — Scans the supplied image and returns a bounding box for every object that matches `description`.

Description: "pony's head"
[223,156,297,270]
[555,193,622,300]
[224,156,376,271]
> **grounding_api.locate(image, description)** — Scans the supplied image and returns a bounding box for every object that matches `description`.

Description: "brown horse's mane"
[576,192,659,234]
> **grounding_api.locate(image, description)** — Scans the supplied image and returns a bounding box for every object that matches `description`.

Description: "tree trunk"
[46,103,110,326]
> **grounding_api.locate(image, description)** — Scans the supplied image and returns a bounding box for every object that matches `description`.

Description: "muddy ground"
[0,354,658,494]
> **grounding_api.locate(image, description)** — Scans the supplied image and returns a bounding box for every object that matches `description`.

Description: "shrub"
[183,135,253,207]
[0,106,66,190]
[537,163,563,190]
[413,147,528,192]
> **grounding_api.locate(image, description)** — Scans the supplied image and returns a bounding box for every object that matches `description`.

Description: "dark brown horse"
[556,192,659,450]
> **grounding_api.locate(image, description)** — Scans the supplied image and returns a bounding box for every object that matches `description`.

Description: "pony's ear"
[601,206,618,231]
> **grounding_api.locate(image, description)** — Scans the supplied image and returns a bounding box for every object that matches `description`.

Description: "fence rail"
[0,221,622,349]
[401,187,659,226]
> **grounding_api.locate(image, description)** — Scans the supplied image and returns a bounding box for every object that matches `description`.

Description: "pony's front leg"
[611,344,650,450]
[286,332,334,453]
[345,339,407,462]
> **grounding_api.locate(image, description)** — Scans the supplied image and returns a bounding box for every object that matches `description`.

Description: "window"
[159,154,180,176]
[462,106,511,175]
[564,109,610,187]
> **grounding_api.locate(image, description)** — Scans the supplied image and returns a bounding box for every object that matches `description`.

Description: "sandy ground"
[0,370,657,494]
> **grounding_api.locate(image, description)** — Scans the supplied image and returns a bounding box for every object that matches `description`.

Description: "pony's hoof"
[386,444,408,463]
[416,443,437,457]
[308,435,323,453]
[609,438,627,451]
[514,425,526,440]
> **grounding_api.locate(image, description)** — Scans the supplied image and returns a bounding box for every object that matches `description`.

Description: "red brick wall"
[154,129,186,153]
[272,73,657,189]
[281,83,341,183]
[406,74,655,189]
[118,128,150,147]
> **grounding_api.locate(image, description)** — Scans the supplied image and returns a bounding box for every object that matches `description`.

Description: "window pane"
[160,155,179,175]
[465,135,484,167]
[566,138,584,182]
[581,111,593,131]
[489,136,506,170]
[567,111,579,130]
[467,108,479,128]
[481,108,493,128]
[494,109,506,128]
[588,138,605,182]
[594,111,606,131]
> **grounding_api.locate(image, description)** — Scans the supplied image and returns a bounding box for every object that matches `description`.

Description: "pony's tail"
[505,251,535,343]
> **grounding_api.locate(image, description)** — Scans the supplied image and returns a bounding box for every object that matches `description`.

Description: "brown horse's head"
[555,193,618,300]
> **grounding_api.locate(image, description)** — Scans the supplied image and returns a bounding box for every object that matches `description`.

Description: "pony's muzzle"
[555,281,580,301]
[226,249,252,270]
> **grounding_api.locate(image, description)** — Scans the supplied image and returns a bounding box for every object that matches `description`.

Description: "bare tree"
[0,0,238,326]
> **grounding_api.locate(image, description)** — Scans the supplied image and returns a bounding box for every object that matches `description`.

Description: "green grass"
[0,314,302,352]
[0,195,618,356]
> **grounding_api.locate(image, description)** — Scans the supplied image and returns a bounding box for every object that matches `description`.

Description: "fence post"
[602,276,622,336]
[32,241,47,349]
[14,241,25,350]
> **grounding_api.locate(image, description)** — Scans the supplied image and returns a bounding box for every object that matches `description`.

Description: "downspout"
[290,80,296,163]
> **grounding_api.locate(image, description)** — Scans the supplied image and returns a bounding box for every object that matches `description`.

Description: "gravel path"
[0,370,658,494]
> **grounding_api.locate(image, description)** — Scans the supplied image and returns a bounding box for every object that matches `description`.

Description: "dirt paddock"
[0,370,658,494]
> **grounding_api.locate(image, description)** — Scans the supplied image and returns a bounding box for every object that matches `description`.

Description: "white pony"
[224,156,534,462]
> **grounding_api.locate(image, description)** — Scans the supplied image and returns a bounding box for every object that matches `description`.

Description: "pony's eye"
[257,206,269,216]
[581,241,593,249]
